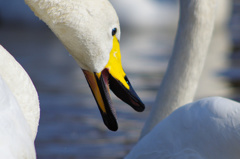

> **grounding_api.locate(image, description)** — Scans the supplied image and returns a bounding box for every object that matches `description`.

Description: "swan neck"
[0,46,40,140]
[141,0,216,137]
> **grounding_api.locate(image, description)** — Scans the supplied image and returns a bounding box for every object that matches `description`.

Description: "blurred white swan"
[110,0,231,29]
[0,45,39,159]
[126,0,240,158]
[109,0,179,29]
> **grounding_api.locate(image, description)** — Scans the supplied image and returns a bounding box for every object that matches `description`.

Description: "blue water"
[0,1,240,159]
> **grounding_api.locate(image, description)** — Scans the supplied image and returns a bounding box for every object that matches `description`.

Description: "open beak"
[82,36,145,131]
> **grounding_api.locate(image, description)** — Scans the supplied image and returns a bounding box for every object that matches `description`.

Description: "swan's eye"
[112,28,117,36]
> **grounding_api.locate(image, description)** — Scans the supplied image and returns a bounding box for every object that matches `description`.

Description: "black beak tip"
[133,102,145,112]
[101,113,118,131]
[107,123,118,131]
[109,74,146,113]
[127,87,145,112]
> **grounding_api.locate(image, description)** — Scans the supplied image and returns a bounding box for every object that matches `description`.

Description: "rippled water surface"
[0,1,240,159]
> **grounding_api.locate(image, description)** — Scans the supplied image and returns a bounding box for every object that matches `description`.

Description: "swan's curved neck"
[0,46,39,140]
[141,0,216,137]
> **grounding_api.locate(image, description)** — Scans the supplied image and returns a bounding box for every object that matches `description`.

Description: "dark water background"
[0,0,240,158]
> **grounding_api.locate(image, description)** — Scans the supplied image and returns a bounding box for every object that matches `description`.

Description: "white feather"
[126,0,240,158]
[0,45,38,158]
[25,0,121,73]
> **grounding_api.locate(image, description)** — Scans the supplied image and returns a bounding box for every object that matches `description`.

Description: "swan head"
[25,0,145,131]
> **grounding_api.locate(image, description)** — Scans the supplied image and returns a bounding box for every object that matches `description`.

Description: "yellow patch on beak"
[96,36,129,90]
[82,35,145,131]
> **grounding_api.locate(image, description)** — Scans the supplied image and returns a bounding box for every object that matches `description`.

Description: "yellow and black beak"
[82,36,145,131]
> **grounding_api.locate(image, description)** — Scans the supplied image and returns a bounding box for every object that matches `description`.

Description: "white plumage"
[126,0,240,158]
[25,0,146,131]
[25,0,121,73]
[141,0,217,136]
[126,97,240,159]
[0,45,38,159]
